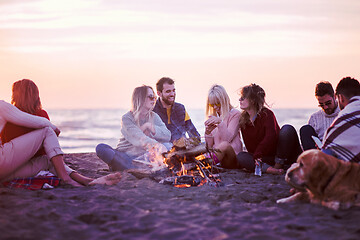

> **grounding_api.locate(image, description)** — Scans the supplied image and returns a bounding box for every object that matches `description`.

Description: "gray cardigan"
[116,111,171,157]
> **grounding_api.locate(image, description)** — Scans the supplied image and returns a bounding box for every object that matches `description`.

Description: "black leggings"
[299,124,318,151]
[237,124,302,171]
[276,124,303,165]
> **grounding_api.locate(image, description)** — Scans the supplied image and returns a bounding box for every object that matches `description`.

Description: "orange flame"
[181,162,187,175]
[195,154,206,160]
[162,146,221,187]
[197,165,205,178]
[174,184,191,188]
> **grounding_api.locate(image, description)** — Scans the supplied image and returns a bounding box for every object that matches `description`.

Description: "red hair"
[11,79,42,114]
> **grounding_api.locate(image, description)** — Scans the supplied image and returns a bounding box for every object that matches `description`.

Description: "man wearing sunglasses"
[153,77,200,143]
[300,81,340,150]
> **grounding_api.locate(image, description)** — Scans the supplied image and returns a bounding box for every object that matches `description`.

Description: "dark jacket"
[240,107,280,165]
[153,99,200,142]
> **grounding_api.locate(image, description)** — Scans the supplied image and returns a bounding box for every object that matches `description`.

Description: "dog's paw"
[322,201,341,210]
[277,192,309,204]
[276,198,288,204]
[276,195,296,204]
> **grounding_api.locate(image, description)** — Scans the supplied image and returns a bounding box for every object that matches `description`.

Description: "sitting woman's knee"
[300,125,315,136]
[280,124,296,134]
[217,141,232,151]
[39,126,56,137]
[95,143,115,163]
[38,126,57,142]
[96,143,109,155]
[279,124,298,140]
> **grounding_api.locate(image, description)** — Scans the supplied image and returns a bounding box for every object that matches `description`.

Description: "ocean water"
[48,108,317,153]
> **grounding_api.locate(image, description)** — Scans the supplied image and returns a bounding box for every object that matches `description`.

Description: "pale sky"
[1,0,360,110]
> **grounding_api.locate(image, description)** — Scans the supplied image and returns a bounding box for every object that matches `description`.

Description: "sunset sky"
[1,0,360,110]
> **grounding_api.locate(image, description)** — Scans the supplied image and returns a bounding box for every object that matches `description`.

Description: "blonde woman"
[204,84,243,168]
[96,85,171,171]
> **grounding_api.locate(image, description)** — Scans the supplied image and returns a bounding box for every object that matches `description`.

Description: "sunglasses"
[318,100,332,108]
[209,103,221,108]
[147,95,157,101]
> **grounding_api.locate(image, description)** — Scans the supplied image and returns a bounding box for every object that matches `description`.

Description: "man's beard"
[325,108,336,114]
[162,97,174,106]
[325,103,338,114]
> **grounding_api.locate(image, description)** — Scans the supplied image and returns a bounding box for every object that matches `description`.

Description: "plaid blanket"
[2,176,61,190]
[322,96,360,162]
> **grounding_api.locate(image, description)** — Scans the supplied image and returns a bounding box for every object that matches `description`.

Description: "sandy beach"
[1,153,360,240]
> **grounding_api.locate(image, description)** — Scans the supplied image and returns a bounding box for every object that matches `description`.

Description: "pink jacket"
[205,108,242,154]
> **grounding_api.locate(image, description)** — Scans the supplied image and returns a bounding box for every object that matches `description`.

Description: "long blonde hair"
[11,79,42,114]
[206,84,233,120]
[239,83,267,127]
[131,85,155,125]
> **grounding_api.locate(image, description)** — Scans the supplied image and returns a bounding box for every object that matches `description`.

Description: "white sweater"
[116,111,171,157]
[308,105,340,141]
[0,100,56,136]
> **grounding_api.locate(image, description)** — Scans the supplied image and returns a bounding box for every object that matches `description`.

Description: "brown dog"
[277,149,360,210]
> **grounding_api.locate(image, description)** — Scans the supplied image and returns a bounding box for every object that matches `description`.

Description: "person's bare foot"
[70,172,94,186]
[89,172,122,186]
[266,167,284,175]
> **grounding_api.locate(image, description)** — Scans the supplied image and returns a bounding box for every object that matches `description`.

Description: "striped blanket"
[322,96,360,162]
[2,176,61,190]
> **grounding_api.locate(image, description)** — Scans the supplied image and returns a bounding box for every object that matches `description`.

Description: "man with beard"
[322,76,360,162]
[300,81,340,150]
[153,77,200,143]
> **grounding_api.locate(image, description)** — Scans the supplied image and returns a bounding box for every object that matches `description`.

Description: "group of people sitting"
[95,76,360,176]
[0,76,359,188]
[300,78,360,163]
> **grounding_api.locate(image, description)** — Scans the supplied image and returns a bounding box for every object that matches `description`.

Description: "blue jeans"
[95,143,135,171]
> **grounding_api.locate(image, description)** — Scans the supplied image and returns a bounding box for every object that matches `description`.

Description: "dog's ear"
[307,151,340,196]
[307,157,326,190]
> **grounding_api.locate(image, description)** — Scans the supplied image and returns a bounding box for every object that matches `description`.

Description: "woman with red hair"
[1,79,50,157]
[0,79,93,186]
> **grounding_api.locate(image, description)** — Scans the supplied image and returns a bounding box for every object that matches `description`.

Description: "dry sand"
[1,152,360,240]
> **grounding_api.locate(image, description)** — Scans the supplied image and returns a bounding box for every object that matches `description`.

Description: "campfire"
[160,137,223,188]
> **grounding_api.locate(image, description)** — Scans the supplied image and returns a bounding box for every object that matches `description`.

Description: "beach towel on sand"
[2,176,61,190]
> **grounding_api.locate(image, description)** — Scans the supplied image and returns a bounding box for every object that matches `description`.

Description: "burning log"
[160,175,202,187]
[128,137,223,187]
[127,168,171,182]
[161,137,223,187]
[163,142,208,159]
